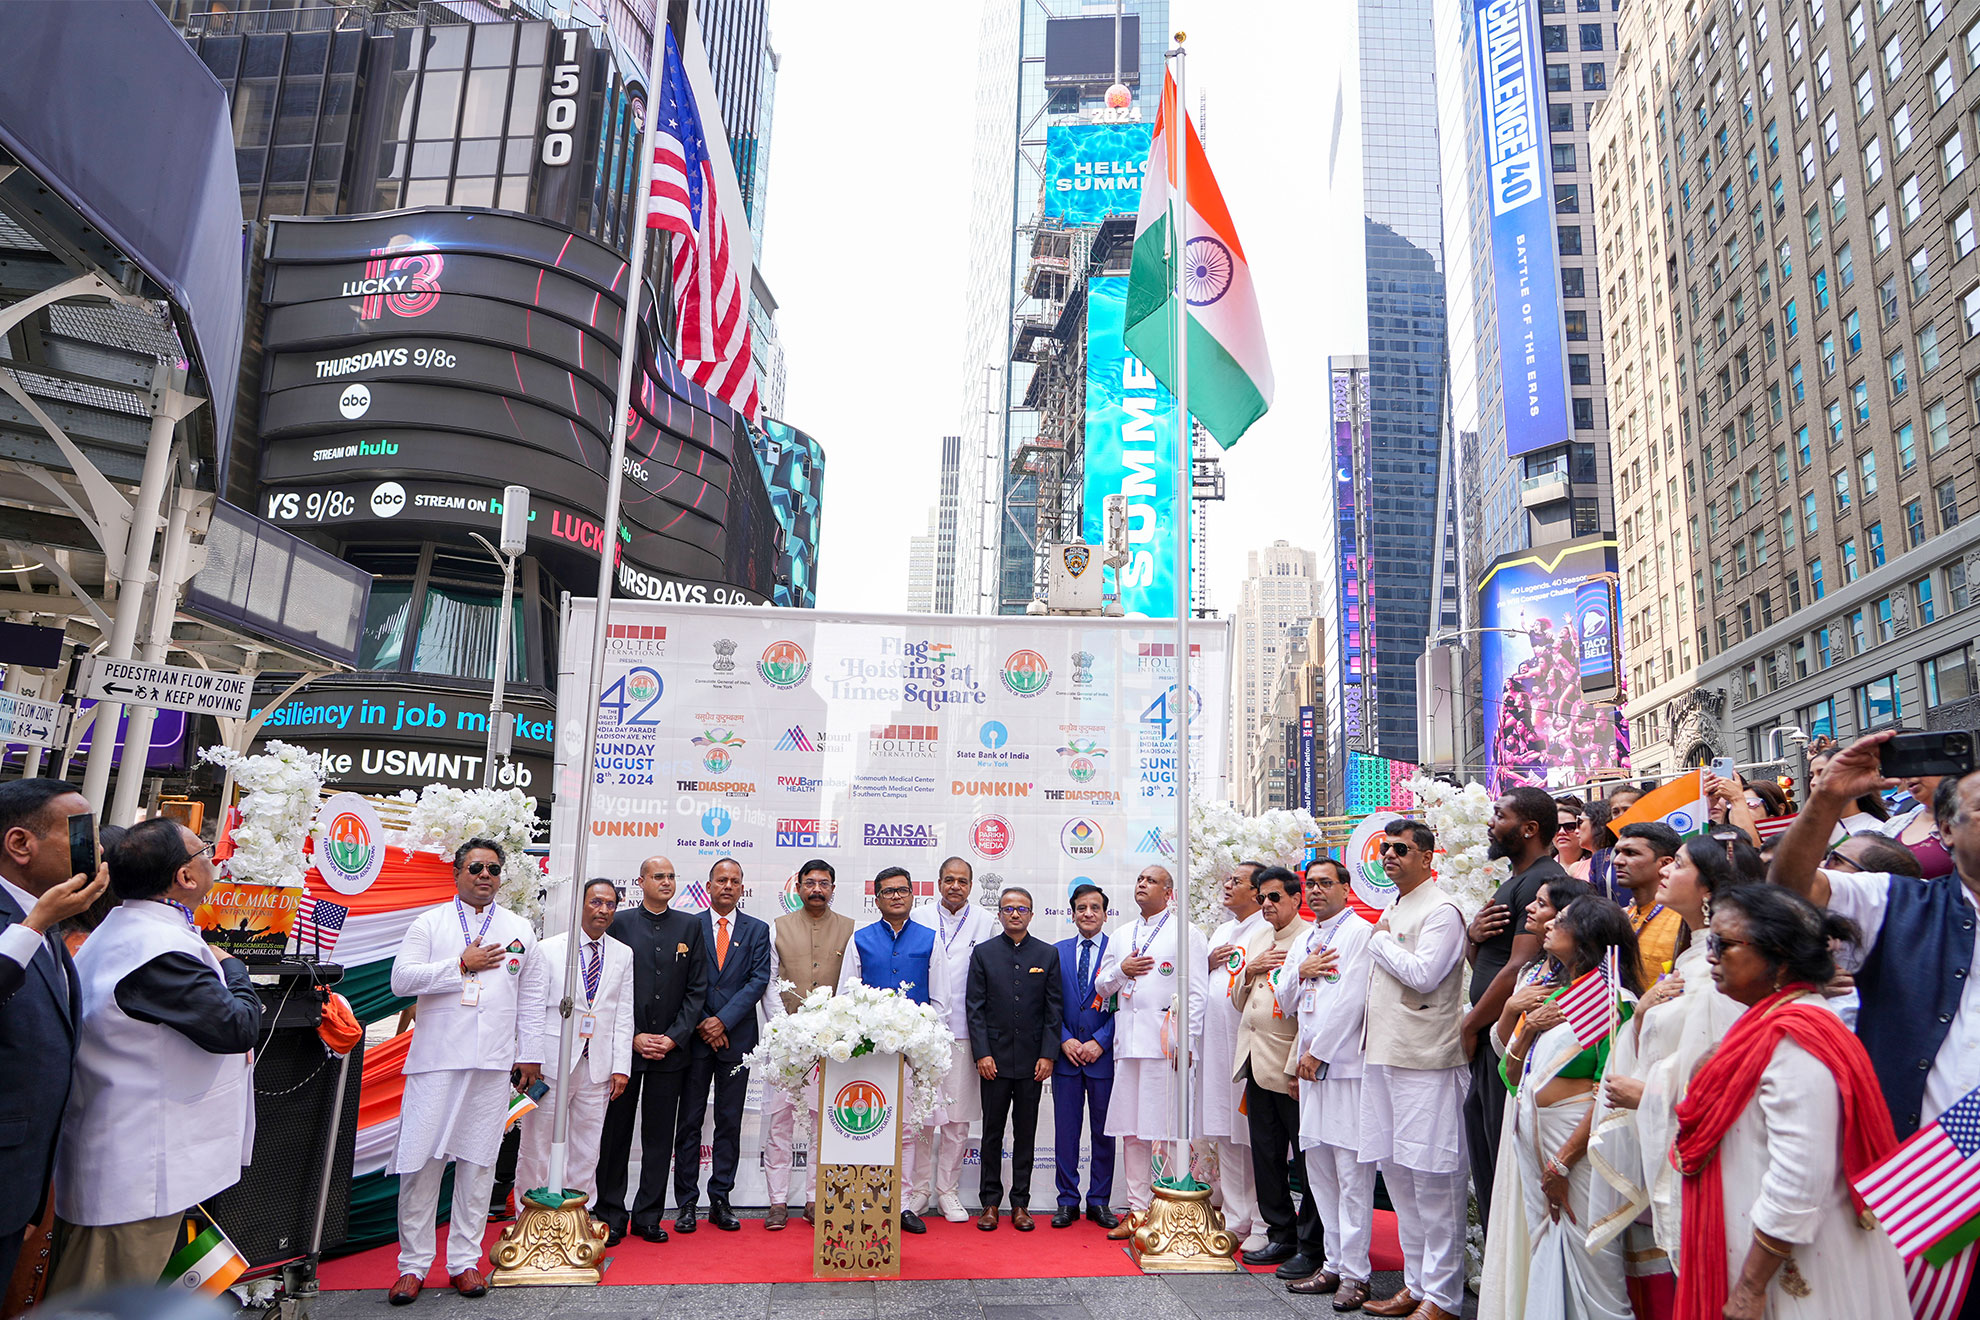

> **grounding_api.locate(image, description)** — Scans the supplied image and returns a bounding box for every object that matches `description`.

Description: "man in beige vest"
[1231,866,1322,1279]
[1356,819,1468,1320]
[758,858,854,1229]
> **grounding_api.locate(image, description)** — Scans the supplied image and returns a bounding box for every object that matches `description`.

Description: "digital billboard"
[1044,122,1153,225]
[1475,0,1574,458]
[1081,276,1177,619]
[1479,537,1629,794]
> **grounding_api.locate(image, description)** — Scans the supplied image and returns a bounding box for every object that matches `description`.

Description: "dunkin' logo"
[759,640,810,688]
[829,1080,889,1139]
[1000,649,1052,698]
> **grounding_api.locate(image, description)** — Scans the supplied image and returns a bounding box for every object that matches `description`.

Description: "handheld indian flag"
[1124,68,1273,448]
[506,1086,539,1130]
[160,1208,246,1296]
[1610,770,1711,838]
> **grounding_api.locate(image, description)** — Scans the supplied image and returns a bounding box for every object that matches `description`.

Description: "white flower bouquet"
[1171,799,1322,931]
[744,981,953,1125]
[198,741,324,888]
[394,784,542,919]
[1402,774,1507,916]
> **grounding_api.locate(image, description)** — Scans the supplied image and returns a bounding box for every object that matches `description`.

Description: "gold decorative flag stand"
[1131,1179,1242,1273]
[813,1053,905,1279]
[488,1190,608,1287]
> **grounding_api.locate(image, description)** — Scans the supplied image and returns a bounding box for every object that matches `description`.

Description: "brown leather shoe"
[1106,1211,1139,1241]
[1362,1287,1417,1317]
[1011,1206,1034,1231]
[388,1274,423,1305]
[765,1204,789,1230]
[977,1205,999,1230]
[1333,1280,1372,1312]
[449,1268,487,1298]
[1403,1303,1461,1320]
[802,1202,815,1224]
[1286,1269,1342,1295]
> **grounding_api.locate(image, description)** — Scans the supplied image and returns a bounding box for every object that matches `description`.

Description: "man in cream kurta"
[921,856,997,1221]
[1278,858,1379,1307]
[1094,865,1208,1234]
[758,859,854,1228]
[1357,820,1470,1320]
[1202,863,1266,1251]
[389,840,538,1302]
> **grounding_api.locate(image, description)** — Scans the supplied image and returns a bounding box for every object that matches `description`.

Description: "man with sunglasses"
[760,859,854,1229]
[965,886,1061,1230]
[385,837,535,1304]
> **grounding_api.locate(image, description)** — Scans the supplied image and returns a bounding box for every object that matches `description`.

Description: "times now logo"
[775,818,840,848]
[868,724,938,757]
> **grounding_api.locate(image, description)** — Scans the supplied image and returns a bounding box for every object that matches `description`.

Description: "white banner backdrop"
[548,602,1230,1209]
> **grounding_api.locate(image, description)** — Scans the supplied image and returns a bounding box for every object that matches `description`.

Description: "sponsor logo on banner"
[1060,817,1105,859]
[829,1080,890,1140]
[681,881,711,910]
[776,772,843,794]
[1000,649,1053,698]
[758,640,810,688]
[606,623,668,655]
[851,772,937,800]
[775,724,816,752]
[313,793,386,895]
[692,725,746,773]
[975,872,1007,909]
[1343,812,1402,911]
[869,724,939,758]
[1133,827,1176,856]
[950,778,1034,798]
[776,818,840,847]
[677,805,753,852]
[956,719,1032,764]
[1072,651,1096,685]
[1057,737,1107,782]
[591,819,667,837]
[863,822,940,847]
[980,721,1008,749]
[778,872,805,913]
[711,638,737,672]
[1045,787,1123,804]
[970,815,1014,860]
[675,776,756,796]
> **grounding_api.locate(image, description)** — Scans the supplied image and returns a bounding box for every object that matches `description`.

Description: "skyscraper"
[935,433,963,613]
[906,509,940,614]
[1229,541,1323,810]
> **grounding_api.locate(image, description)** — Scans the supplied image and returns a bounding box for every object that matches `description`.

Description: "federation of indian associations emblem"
[1061,545,1091,577]
[829,1079,890,1139]
[1072,650,1095,685]
[712,637,737,673]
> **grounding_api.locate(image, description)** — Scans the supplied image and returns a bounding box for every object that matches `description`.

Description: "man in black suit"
[0,779,109,1287]
[673,856,770,1234]
[596,854,708,1245]
[966,885,1062,1232]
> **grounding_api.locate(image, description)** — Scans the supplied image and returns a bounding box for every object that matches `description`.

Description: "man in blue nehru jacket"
[839,866,946,1235]
[1051,882,1119,1229]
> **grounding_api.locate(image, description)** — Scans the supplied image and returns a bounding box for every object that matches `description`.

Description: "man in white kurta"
[1094,865,1208,1234]
[1278,858,1379,1308]
[515,878,634,1205]
[389,841,537,1301]
[1357,821,1471,1320]
[1202,863,1266,1252]
[920,857,997,1221]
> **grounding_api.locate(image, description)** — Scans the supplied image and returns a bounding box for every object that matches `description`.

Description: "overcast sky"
[763,1,1360,618]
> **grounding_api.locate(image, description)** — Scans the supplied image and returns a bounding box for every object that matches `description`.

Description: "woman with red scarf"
[1672,885,1908,1319]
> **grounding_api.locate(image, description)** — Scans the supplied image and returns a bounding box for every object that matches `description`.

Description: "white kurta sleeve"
[761,939,785,1020]
[1185,928,1208,1042]
[927,934,950,1019]
[609,955,635,1076]
[1365,903,1467,993]
[1275,932,1309,1025]
[1748,1040,1841,1245]
[1093,927,1129,997]
[390,910,464,998]
[837,939,862,994]
[514,941,551,1064]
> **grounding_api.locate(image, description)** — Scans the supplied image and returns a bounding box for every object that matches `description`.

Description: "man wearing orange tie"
[674,858,770,1233]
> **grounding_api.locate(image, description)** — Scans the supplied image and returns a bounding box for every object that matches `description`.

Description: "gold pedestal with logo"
[813,1054,904,1279]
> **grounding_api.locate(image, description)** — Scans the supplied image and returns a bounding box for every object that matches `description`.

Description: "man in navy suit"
[1051,882,1119,1229]
[673,856,771,1233]
[0,778,109,1286]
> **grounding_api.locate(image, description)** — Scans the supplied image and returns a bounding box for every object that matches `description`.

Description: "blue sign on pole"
[1082,275,1176,618]
[1475,0,1573,458]
[1298,705,1316,813]
[1044,123,1154,225]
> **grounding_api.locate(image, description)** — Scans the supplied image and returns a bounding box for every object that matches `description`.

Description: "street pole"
[474,485,529,790]
[1168,34,1193,1187]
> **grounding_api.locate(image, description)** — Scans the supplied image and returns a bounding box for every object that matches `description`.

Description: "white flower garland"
[1172,800,1322,931]
[743,981,954,1126]
[393,784,542,920]
[198,741,324,888]
[1403,774,1508,917]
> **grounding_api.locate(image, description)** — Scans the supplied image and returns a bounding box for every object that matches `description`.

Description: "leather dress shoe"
[1011,1206,1034,1231]
[635,1223,669,1243]
[711,1198,741,1231]
[1286,1270,1341,1295]
[1362,1287,1417,1317]
[674,1204,699,1233]
[978,1205,999,1231]
[1087,1204,1121,1230]
[1274,1252,1321,1281]
[449,1268,487,1298]
[1332,1280,1373,1312]
[765,1204,789,1231]
[901,1209,927,1234]
[802,1202,815,1224]
[1106,1212,1139,1241]
[1241,1241,1296,1267]
[387,1273,423,1305]
[603,1224,626,1248]
[1051,1205,1078,1228]
[1404,1304,1462,1320]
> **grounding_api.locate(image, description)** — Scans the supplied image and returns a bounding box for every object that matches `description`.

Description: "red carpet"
[318,1211,1403,1288]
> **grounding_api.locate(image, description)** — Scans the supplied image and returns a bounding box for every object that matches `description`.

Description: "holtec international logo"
[830,1079,889,1139]
[1061,817,1105,859]
[758,640,810,688]
[1000,649,1052,698]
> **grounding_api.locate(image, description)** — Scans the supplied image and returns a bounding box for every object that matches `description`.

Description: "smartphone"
[1709,756,1737,780]
[1880,730,1976,780]
[523,1078,550,1103]
[67,812,96,879]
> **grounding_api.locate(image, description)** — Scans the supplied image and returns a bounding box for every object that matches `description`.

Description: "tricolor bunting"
[1908,1243,1976,1320]
[646,28,760,421]
[294,895,348,959]
[1855,1086,1980,1260]
[1553,963,1617,1049]
[1610,769,1710,838]
[1124,68,1273,449]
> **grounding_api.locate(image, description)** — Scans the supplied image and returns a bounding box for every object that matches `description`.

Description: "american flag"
[647,28,760,422]
[1857,1086,1980,1260]
[295,896,348,959]
[1553,958,1618,1049]
[1909,1244,1976,1320]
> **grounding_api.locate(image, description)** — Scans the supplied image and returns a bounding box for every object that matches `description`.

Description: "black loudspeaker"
[205,964,363,1270]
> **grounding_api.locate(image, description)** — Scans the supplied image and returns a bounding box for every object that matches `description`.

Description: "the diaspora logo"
[693,726,746,773]
[1000,649,1052,698]
[1060,817,1105,860]
[830,1079,890,1139]
[1057,737,1107,783]
[759,640,810,688]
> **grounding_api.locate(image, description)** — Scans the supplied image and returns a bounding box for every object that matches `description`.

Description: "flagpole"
[1168,32,1194,1188]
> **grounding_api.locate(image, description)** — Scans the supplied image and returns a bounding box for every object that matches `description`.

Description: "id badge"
[1301,985,1318,1015]
[578,1013,597,1040]
[461,977,481,1007]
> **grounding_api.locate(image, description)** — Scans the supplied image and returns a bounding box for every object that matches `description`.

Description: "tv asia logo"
[950,778,1034,798]
[863,823,940,847]
[869,724,939,758]
[1000,649,1052,698]
[969,815,1014,860]
[776,818,840,848]
[1061,817,1105,860]
[758,640,810,689]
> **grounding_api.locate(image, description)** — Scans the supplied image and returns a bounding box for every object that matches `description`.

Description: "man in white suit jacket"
[516,878,635,1205]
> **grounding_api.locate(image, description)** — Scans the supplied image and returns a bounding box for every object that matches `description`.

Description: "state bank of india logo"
[692,726,746,773]
[1000,649,1052,698]
[758,639,810,688]
[829,1080,890,1140]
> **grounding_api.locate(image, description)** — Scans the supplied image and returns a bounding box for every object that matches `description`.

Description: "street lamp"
[469,485,529,790]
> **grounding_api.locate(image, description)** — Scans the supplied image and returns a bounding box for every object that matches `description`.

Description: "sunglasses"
[1704,932,1754,958]
[1378,841,1416,855]
[463,861,500,876]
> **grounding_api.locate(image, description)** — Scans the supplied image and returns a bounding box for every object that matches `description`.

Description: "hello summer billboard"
[1043,122,1153,225]
[1081,275,1178,619]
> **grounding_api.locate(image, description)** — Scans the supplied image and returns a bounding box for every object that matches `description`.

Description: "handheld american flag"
[294,895,348,959]
[1554,961,1618,1050]
[648,28,760,422]
[1908,1245,1977,1320]
[1855,1085,1980,1261]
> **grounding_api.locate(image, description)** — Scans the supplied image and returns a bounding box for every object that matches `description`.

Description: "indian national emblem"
[1061,545,1091,576]
[1072,650,1095,685]
[712,637,737,673]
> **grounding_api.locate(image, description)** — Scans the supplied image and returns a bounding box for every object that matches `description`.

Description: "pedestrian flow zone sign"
[0,692,71,748]
[79,657,252,719]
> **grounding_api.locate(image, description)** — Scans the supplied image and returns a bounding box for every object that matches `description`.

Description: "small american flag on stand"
[294,895,348,959]
[1554,955,1618,1050]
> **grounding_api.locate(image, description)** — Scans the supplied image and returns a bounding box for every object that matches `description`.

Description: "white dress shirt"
[0,875,46,969]
[518,930,635,1085]
[929,901,997,1039]
[1365,904,1468,993]
[391,900,536,1075]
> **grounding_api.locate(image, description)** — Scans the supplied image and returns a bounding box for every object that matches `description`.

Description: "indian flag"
[1124,68,1273,448]
[161,1209,246,1295]
[1611,770,1711,838]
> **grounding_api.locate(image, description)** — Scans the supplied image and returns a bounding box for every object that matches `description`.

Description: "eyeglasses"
[999,905,1032,915]
[798,878,833,890]
[645,870,677,881]
[1378,841,1415,855]
[1260,890,1295,903]
[463,861,500,876]
[585,895,620,909]
[1704,932,1755,958]
[877,886,912,899]
[1821,848,1861,872]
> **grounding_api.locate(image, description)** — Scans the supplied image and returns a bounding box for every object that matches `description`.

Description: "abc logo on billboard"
[1060,817,1104,859]
[338,382,372,419]
[970,815,1013,860]
[371,481,407,517]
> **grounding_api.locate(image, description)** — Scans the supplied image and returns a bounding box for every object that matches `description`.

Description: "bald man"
[595,856,708,1245]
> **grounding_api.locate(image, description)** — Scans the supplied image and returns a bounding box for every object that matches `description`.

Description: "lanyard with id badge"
[458,898,494,1006]
[577,940,603,1042]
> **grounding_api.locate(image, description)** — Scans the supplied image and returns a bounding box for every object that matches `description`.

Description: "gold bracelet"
[1752,1230,1795,1260]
